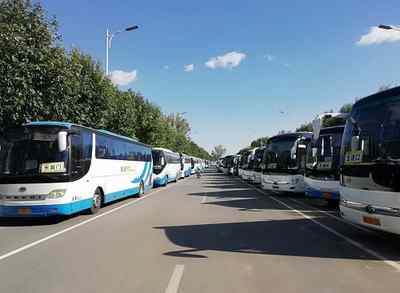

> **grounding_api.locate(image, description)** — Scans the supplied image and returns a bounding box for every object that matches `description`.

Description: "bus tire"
[90,188,103,214]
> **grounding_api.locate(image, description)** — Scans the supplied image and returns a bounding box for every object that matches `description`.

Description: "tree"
[339,103,353,114]
[250,136,269,148]
[296,122,312,132]
[211,145,226,160]
[0,0,212,160]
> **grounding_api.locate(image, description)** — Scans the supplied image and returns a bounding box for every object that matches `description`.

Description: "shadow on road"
[155,219,400,261]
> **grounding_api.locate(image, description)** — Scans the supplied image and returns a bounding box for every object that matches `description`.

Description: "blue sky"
[42,0,400,154]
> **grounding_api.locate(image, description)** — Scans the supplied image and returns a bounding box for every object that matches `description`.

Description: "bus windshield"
[0,126,69,179]
[342,95,400,164]
[306,129,343,172]
[263,136,298,171]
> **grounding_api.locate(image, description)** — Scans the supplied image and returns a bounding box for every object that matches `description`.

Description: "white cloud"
[205,51,246,69]
[184,64,194,72]
[264,54,275,62]
[109,70,137,86]
[357,26,400,45]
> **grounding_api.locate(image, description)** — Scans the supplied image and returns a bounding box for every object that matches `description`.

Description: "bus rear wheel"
[90,188,102,214]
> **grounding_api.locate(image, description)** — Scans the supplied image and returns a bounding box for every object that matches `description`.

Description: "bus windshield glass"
[0,126,68,178]
[306,130,343,171]
[264,136,298,171]
[342,95,400,165]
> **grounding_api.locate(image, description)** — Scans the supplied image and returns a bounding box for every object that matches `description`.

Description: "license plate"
[363,216,381,226]
[18,208,31,215]
[322,192,332,199]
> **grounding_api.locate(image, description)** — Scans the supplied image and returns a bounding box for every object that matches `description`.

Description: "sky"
[41,0,400,154]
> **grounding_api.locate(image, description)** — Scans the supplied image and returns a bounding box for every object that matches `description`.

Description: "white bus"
[242,148,258,181]
[249,147,266,184]
[0,121,153,217]
[261,132,312,193]
[340,86,400,234]
[304,113,347,205]
[180,153,192,178]
[152,148,181,187]
[238,149,251,178]
[221,155,236,175]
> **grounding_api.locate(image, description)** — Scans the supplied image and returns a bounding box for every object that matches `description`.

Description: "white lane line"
[165,264,185,293]
[242,181,400,272]
[287,198,375,234]
[0,184,174,263]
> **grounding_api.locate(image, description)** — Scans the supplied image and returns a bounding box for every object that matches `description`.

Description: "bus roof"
[269,132,313,141]
[25,121,147,147]
[152,147,178,154]
[354,86,400,109]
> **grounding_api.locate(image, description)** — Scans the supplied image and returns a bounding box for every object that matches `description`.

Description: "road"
[1,169,400,293]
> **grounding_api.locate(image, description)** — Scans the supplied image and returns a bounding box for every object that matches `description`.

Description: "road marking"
[0,184,174,262]
[165,265,185,293]
[241,180,400,272]
[287,197,375,234]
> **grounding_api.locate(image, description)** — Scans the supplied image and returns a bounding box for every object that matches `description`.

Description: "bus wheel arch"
[138,181,145,196]
[90,187,104,214]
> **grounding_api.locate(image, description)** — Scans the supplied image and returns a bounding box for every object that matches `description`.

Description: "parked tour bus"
[241,148,258,181]
[152,148,181,187]
[180,153,192,178]
[238,149,251,179]
[0,121,153,217]
[304,113,348,204]
[340,86,400,234]
[222,155,236,175]
[233,155,241,176]
[261,132,312,193]
[191,157,201,174]
[250,147,266,184]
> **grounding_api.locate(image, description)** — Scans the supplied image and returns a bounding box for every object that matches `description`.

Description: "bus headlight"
[47,189,67,199]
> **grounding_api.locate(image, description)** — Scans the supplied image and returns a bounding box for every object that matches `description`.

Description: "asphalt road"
[1,169,400,293]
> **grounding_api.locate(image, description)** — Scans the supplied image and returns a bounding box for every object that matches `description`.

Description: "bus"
[0,121,153,217]
[152,148,181,187]
[249,147,266,184]
[304,113,347,204]
[233,155,241,176]
[238,149,251,179]
[242,148,258,181]
[221,155,236,175]
[340,86,400,234]
[180,153,192,178]
[261,132,312,193]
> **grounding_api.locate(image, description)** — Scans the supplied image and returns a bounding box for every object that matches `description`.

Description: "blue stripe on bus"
[0,198,93,217]
[305,186,340,200]
[131,162,150,184]
[104,186,140,203]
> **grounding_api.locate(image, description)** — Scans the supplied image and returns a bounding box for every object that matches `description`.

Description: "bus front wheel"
[90,188,102,214]
[138,182,145,197]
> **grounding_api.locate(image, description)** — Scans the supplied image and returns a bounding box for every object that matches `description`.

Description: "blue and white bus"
[304,113,348,204]
[152,148,181,187]
[0,121,153,217]
[180,153,192,178]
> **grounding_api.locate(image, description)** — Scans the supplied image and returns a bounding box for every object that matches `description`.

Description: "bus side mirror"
[58,131,68,152]
[161,157,165,166]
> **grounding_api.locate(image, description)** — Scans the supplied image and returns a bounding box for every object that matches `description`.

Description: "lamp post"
[105,25,139,76]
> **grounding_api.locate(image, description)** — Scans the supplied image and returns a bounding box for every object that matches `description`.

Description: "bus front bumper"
[0,199,93,217]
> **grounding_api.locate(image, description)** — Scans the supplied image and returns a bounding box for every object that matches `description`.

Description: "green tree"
[211,145,226,160]
[339,103,353,114]
[296,122,312,132]
[250,136,269,148]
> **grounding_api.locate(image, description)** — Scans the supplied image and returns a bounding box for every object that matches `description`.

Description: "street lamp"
[105,25,139,76]
[378,24,400,32]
